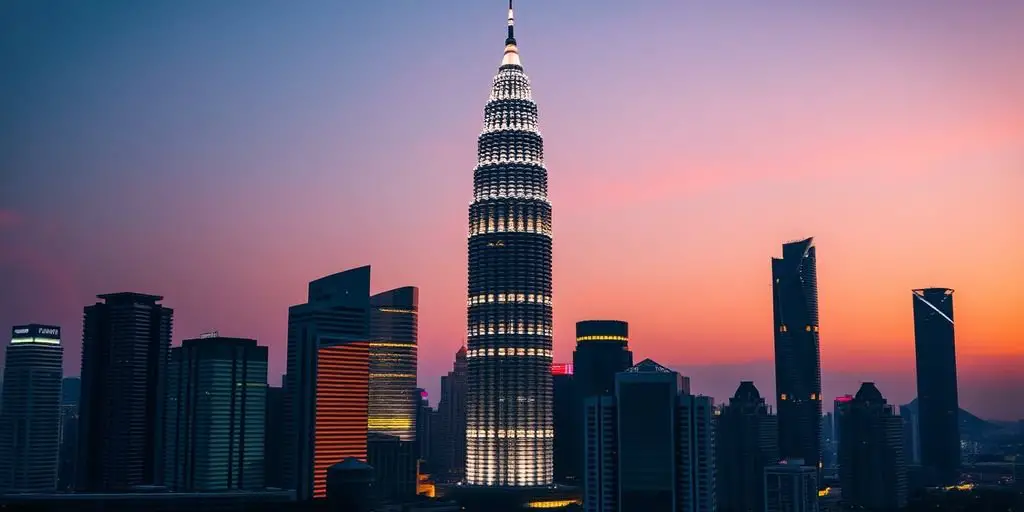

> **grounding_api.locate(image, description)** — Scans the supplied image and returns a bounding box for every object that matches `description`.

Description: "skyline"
[2,0,1023,420]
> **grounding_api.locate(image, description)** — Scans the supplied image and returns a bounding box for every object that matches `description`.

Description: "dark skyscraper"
[568,320,633,485]
[465,1,553,487]
[584,359,714,511]
[367,432,417,503]
[265,384,285,488]
[285,267,371,499]
[436,347,468,483]
[714,381,779,512]
[837,383,908,509]
[551,363,575,485]
[58,377,81,490]
[77,293,172,491]
[912,287,960,485]
[0,325,63,492]
[369,287,419,442]
[164,335,268,491]
[771,237,822,473]
[573,320,633,400]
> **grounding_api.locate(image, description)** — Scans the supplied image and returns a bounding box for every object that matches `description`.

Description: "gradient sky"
[2,0,1022,420]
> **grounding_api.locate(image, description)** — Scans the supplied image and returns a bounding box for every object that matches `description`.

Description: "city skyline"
[2,1,1023,421]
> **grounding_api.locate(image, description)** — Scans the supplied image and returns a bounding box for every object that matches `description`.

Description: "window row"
[468,292,552,306]
[466,347,552,358]
[468,321,553,337]
[467,428,554,439]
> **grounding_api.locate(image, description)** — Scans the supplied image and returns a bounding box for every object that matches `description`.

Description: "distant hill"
[903,398,1000,440]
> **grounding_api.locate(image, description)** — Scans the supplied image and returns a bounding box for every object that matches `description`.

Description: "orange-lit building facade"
[313,342,369,498]
[284,266,373,500]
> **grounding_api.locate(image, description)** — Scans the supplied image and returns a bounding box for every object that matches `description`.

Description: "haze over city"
[2,0,1022,420]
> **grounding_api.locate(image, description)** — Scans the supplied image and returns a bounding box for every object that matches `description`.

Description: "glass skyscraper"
[912,287,960,485]
[164,335,268,491]
[0,325,63,492]
[368,286,419,442]
[771,237,822,473]
[465,1,553,487]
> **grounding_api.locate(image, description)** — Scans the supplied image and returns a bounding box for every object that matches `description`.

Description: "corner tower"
[465,0,554,487]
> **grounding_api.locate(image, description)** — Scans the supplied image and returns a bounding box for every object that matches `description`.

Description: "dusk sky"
[2,1,1022,419]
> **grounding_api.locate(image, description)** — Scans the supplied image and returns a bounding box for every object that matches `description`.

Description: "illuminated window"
[810,393,817,400]
[781,393,788,400]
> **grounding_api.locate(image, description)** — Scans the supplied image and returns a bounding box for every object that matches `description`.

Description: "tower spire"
[501,0,521,67]
[506,0,516,45]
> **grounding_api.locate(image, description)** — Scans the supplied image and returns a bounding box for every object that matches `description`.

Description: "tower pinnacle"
[501,0,521,67]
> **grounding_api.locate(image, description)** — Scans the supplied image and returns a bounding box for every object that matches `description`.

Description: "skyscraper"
[912,287,960,485]
[551,363,575,485]
[0,324,63,492]
[837,383,908,509]
[77,293,172,491]
[164,335,268,491]
[569,320,633,485]
[771,237,822,473]
[573,320,633,399]
[465,0,553,487]
[369,287,419,442]
[714,381,779,512]
[285,267,371,499]
[58,377,81,490]
[265,384,286,489]
[436,347,468,483]
[584,359,714,511]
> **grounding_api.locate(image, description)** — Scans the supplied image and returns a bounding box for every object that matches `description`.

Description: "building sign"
[11,325,61,344]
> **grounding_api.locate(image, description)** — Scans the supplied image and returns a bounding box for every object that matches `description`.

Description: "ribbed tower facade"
[465,1,553,487]
[369,286,419,442]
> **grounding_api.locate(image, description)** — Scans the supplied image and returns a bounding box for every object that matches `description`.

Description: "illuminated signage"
[38,328,60,337]
[13,328,29,335]
[199,331,219,339]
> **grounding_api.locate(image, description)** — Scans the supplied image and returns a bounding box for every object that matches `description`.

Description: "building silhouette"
[435,347,467,483]
[583,359,714,511]
[327,458,377,512]
[465,0,554,486]
[164,335,268,491]
[771,238,822,474]
[714,381,778,512]
[367,432,417,503]
[369,287,419,442]
[764,459,818,512]
[568,320,633,486]
[0,324,63,492]
[837,382,908,509]
[264,384,285,488]
[415,388,437,466]
[77,293,172,491]
[58,377,81,490]
[551,362,575,485]
[912,287,960,485]
[285,267,371,499]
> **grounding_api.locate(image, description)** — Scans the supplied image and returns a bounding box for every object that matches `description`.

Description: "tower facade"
[837,382,907,509]
[714,381,779,512]
[771,238,822,472]
[465,1,554,487]
[912,288,960,485]
[164,335,268,491]
[77,293,173,491]
[368,287,419,441]
[437,347,468,482]
[285,267,371,499]
[0,325,63,492]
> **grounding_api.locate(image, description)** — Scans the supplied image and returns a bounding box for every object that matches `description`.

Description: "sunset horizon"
[2,0,1022,422]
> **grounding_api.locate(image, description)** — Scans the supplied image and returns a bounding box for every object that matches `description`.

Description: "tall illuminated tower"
[771,237,822,474]
[465,0,554,486]
[369,287,419,441]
